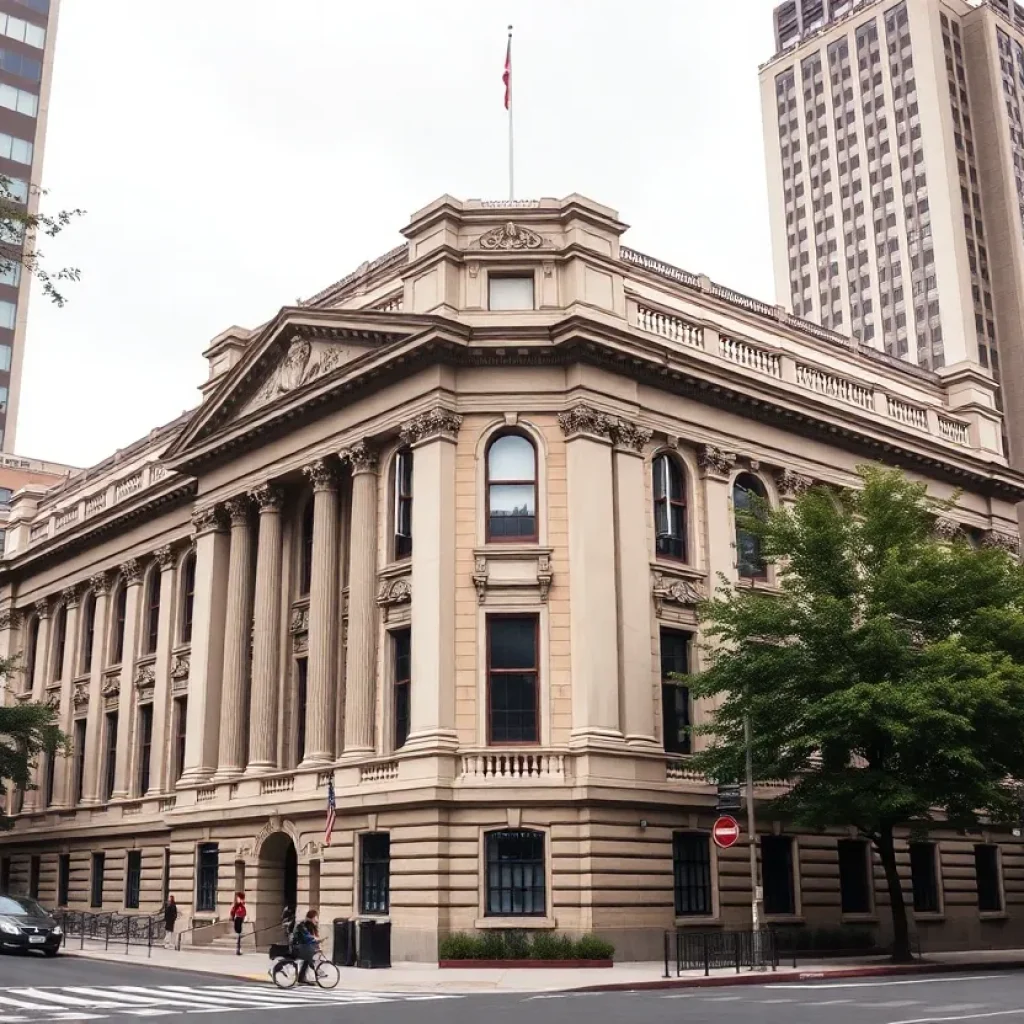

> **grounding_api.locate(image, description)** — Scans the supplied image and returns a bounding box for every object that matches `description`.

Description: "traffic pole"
[745,715,764,970]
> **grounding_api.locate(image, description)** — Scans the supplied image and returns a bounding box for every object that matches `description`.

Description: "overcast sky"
[20,0,781,468]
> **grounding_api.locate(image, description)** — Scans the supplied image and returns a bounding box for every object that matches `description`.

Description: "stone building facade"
[0,194,1020,960]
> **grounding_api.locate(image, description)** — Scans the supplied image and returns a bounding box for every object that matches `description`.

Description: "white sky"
[20,0,781,468]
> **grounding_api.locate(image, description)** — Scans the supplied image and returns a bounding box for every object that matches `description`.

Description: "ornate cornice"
[120,558,143,585]
[399,407,463,446]
[983,529,1020,556]
[153,545,176,569]
[609,419,652,453]
[89,572,112,597]
[557,404,613,440]
[477,222,545,250]
[33,598,51,620]
[249,484,284,513]
[697,445,737,477]
[339,441,378,474]
[776,468,814,498]
[303,458,338,492]
[191,505,226,534]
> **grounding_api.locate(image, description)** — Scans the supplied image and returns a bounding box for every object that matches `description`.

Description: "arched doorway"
[257,831,299,937]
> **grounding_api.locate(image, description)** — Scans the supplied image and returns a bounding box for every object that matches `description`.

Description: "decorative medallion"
[652,571,707,614]
[477,222,544,251]
[609,419,652,453]
[303,459,337,492]
[399,408,463,446]
[557,404,613,440]
[339,441,378,474]
[775,469,814,498]
[249,484,284,513]
[697,445,736,476]
[376,577,411,621]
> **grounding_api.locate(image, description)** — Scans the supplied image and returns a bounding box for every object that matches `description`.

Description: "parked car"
[0,896,61,956]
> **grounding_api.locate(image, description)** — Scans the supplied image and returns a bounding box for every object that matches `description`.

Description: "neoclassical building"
[0,194,1020,960]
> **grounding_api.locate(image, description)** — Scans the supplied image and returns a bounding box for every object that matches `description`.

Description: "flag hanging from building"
[324,774,336,847]
[503,31,511,110]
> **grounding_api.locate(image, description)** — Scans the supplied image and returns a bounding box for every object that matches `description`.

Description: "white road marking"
[702,995,745,1001]
[887,1011,1024,1024]
[858,1000,922,1008]
[805,999,855,1006]
[762,997,795,1003]
[780,976,1000,990]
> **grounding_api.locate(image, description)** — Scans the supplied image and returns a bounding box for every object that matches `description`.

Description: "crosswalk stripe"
[0,996,47,1011]
[117,987,287,1010]
[163,984,372,1005]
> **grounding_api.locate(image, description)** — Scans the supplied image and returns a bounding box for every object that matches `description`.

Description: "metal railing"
[663,928,778,978]
[57,911,164,958]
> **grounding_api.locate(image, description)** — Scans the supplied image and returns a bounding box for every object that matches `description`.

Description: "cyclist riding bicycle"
[291,908,320,985]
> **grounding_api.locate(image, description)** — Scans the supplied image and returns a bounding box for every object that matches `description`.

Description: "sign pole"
[745,715,764,969]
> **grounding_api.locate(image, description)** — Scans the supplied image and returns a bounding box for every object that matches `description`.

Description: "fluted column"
[610,420,659,748]
[245,485,284,774]
[212,498,255,779]
[341,442,379,760]
[51,588,80,808]
[112,559,143,799]
[301,461,339,766]
[147,547,177,795]
[22,598,52,812]
[181,507,231,783]
[403,408,461,751]
[82,574,111,805]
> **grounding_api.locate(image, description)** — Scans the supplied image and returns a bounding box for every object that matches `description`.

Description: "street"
[0,959,1016,1024]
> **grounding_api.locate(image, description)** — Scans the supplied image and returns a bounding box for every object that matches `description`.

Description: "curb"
[571,958,1024,993]
[62,947,269,984]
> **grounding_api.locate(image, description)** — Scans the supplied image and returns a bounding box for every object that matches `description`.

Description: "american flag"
[503,30,511,110]
[324,774,336,847]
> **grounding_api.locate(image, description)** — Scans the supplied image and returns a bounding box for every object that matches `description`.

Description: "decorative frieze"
[477,222,544,250]
[557,404,613,440]
[303,459,337,492]
[249,484,284,513]
[652,571,706,614]
[399,407,463,446]
[376,576,411,621]
[776,469,814,498]
[339,441,378,474]
[697,445,736,476]
[609,419,652,453]
[120,558,143,585]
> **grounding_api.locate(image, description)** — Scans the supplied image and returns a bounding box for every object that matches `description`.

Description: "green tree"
[689,466,1024,962]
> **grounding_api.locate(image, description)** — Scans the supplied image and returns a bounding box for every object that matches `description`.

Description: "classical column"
[610,420,659,748]
[402,408,461,751]
[51,587,81,808]
[181,507,231,783]
[112,559,144,799]
[341,442,379,760]
[301,460,340,766]
[560,405,622,748]
[147,546,177,795]
[82,574,111,805]
[22,598,52,811]
[214,498,255,779]
[245,485,284,774]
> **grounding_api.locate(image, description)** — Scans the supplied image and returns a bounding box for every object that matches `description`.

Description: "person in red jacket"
[229,892,247,954]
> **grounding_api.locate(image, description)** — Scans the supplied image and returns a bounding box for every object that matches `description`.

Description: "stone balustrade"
[459,751,567,782]
[360,760,399,783]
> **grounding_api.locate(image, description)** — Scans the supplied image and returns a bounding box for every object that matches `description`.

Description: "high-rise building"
[759,0,1024,463]
[0,0,58,452]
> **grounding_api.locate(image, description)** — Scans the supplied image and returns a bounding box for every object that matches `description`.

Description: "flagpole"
[507,24,514,201]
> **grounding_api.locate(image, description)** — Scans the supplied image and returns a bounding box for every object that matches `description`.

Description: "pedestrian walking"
[230,892,247,955]
[163,895,178,950]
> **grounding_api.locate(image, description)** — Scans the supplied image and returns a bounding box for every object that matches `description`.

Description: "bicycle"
[268,940,340,990]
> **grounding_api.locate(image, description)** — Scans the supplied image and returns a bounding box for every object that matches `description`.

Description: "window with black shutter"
[196,843,218,913]
[838,839,871,914]
[57,854,70,907]
[761,835,796,915]
[393,629,411,750]
[103,711,118,802]
[360,833,390,915]
[125,850,142,909]
[90,852,105,908]
[672,833,712,916]
[910,842,939,913]
[975,844,1003,912]
[660,630,691,755]
[485,830,546,917]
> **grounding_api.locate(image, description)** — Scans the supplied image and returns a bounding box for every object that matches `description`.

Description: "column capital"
[89,572,112,596]
[0,609,19,630]
[399,407,463,446]
[775,468,814,498]
[224,495,252,525]
[120,558,144,586]
[191,504,226,535]
[153,545,177,569]
[249,483,284,513]
[303,458,338,492]
[558,403,613,441]
[609,419,652,453]
[61,585,83,608]
[697,444,737,478]
[340,441,378,474]
[33,598,51,620]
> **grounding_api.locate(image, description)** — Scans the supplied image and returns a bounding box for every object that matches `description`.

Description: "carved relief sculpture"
[557,404,613,439]
[472,557,489,604]
[776,469,814,498]
[982,530,1020,556]
[478,222,544,250]
[191,505,224,534]
[120,558,143,585]
[399,408,463,446]
[652,571,707,614]
[89,572,112,596]
[223,497,251,526]
[249,484,284,513]
[697,445,736,476]
[303,459,337,492]
[376,577,411,621]
[609,419,652,453]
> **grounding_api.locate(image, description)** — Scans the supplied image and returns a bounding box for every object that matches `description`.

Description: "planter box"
[438,959,613,969]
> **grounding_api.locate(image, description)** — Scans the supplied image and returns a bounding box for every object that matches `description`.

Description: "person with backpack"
[291,909,319,985]
[230,892,247,954]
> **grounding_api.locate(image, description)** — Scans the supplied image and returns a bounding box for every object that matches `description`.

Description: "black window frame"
[660,629,691,755]
[180,552,196,644]
[838,838,872,914]
[909,841,939,914]
[975,844,1003,912]
[761,835,796,916]
[299,498,314,596]
[138,703,154,796]
[111,584,128,665]
[57,854,70,907]
[81,593,96,674]
[296,658,308,765]
[28,855,39,899]
[125,850,142,909]
[73,719,86,804]
[360,832,390,915]
[485,431,537,542]
[23,614,38,691]
[734,473,770,580]
[487,615,539,745]
[393,448,413,560]
[53,603,67,681]
[145,568,161,655]
[485,829,546,918]
[43,748,55,808]
[173,696,187,783]
[103,710,118,802]
[196,843,218,913]
[673,832,713,916]
[90,852,105,908]
[393,628,411,750]
[653,453,687,561]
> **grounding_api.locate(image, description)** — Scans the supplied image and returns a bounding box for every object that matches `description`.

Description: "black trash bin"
[357,920,392,969]
[332,918,356,967]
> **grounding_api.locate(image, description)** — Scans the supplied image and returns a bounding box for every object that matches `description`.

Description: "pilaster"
[22,598,51,812]
[51,588,80,808]
[112,559,143,799]
[81,574,111,805]
[148,546,177,795]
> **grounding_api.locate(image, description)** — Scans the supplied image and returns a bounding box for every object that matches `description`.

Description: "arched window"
[145,568,161,655]
[81,593,96,674]
[111,584,128,664]
[393,448,413,560]
[180,552,196,644]
[734,473,769,580]
[299,499,314,596]
[23,615,39,692]
[52,603,67,681]
[653,454,687,561]
[486,433,537,541]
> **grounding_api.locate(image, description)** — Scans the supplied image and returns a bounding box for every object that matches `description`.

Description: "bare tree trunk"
[876,825,912,963]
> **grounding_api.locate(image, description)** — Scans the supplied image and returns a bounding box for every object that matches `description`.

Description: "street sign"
[716,783,742,812]
[712,815,741,849]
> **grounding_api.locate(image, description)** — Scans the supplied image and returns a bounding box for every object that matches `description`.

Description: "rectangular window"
[173,697,187,782]
[0,82,37,118]
[487,616,538,745]
[393,448,412,559]
[0,345,11,372]
[485,830,546,917]
[196,843,218,913]
[761,835,796,915]
[488,274,535,311]
[910,842,939,913]
[673,833,712,916]
[90,852,105,908]
[125,850,141,909]
[0,131,32,164]
[393,628,410,750]
[838,839,871,914]
[0,300,14,330]
[138,704,153,796]
[57,854,69,907]
[295,658,307,765]
[0,857,9,891]
[360,832,390,915]
[103,711,118,802]
[0,49,40,82]
[43,749,54,807]
[975,844,1003,912]
[660,629,691,755]
[28,855,39,899]
[73,719,86,804]
[162,848,170,906]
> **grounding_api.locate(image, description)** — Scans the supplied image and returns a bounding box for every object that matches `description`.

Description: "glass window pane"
[490,618,535,670]
[15,90,36,117]
[488,482,535,517]
[0,261,21,288]
[489,434,534,481]
[0,345,11,372]
[23,24,44,48]
[488,275,535,310]
[10,137,31,163]
[5,18,25,43]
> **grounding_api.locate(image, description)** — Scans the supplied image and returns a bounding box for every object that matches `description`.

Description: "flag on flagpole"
[503,32,511,110]
[324,774,336,848]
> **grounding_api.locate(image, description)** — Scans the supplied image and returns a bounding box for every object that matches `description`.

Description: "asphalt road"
[0,955,1017,1023]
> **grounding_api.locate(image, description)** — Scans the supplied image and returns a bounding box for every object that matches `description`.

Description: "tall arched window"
[52,603,67,681]
[180,551,196,644]
[653,454,687,561]
[393,448,413,559]
[111,584,128,664]
[299,499,314,596]
[23,615,39,692]
[145,568,161,655]
[486,433,537,541]
[81,593,96,674]
[734,473,769,580]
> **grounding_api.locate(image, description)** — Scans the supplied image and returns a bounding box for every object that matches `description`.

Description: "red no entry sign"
[712,815,741,849]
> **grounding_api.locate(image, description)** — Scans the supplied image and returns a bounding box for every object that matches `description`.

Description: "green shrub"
[503,930,532,959]
[530,933,574,960]
[438,932,478,960]
[572,935,615,960]
[438,930,615,961]
[478,931,508,960]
